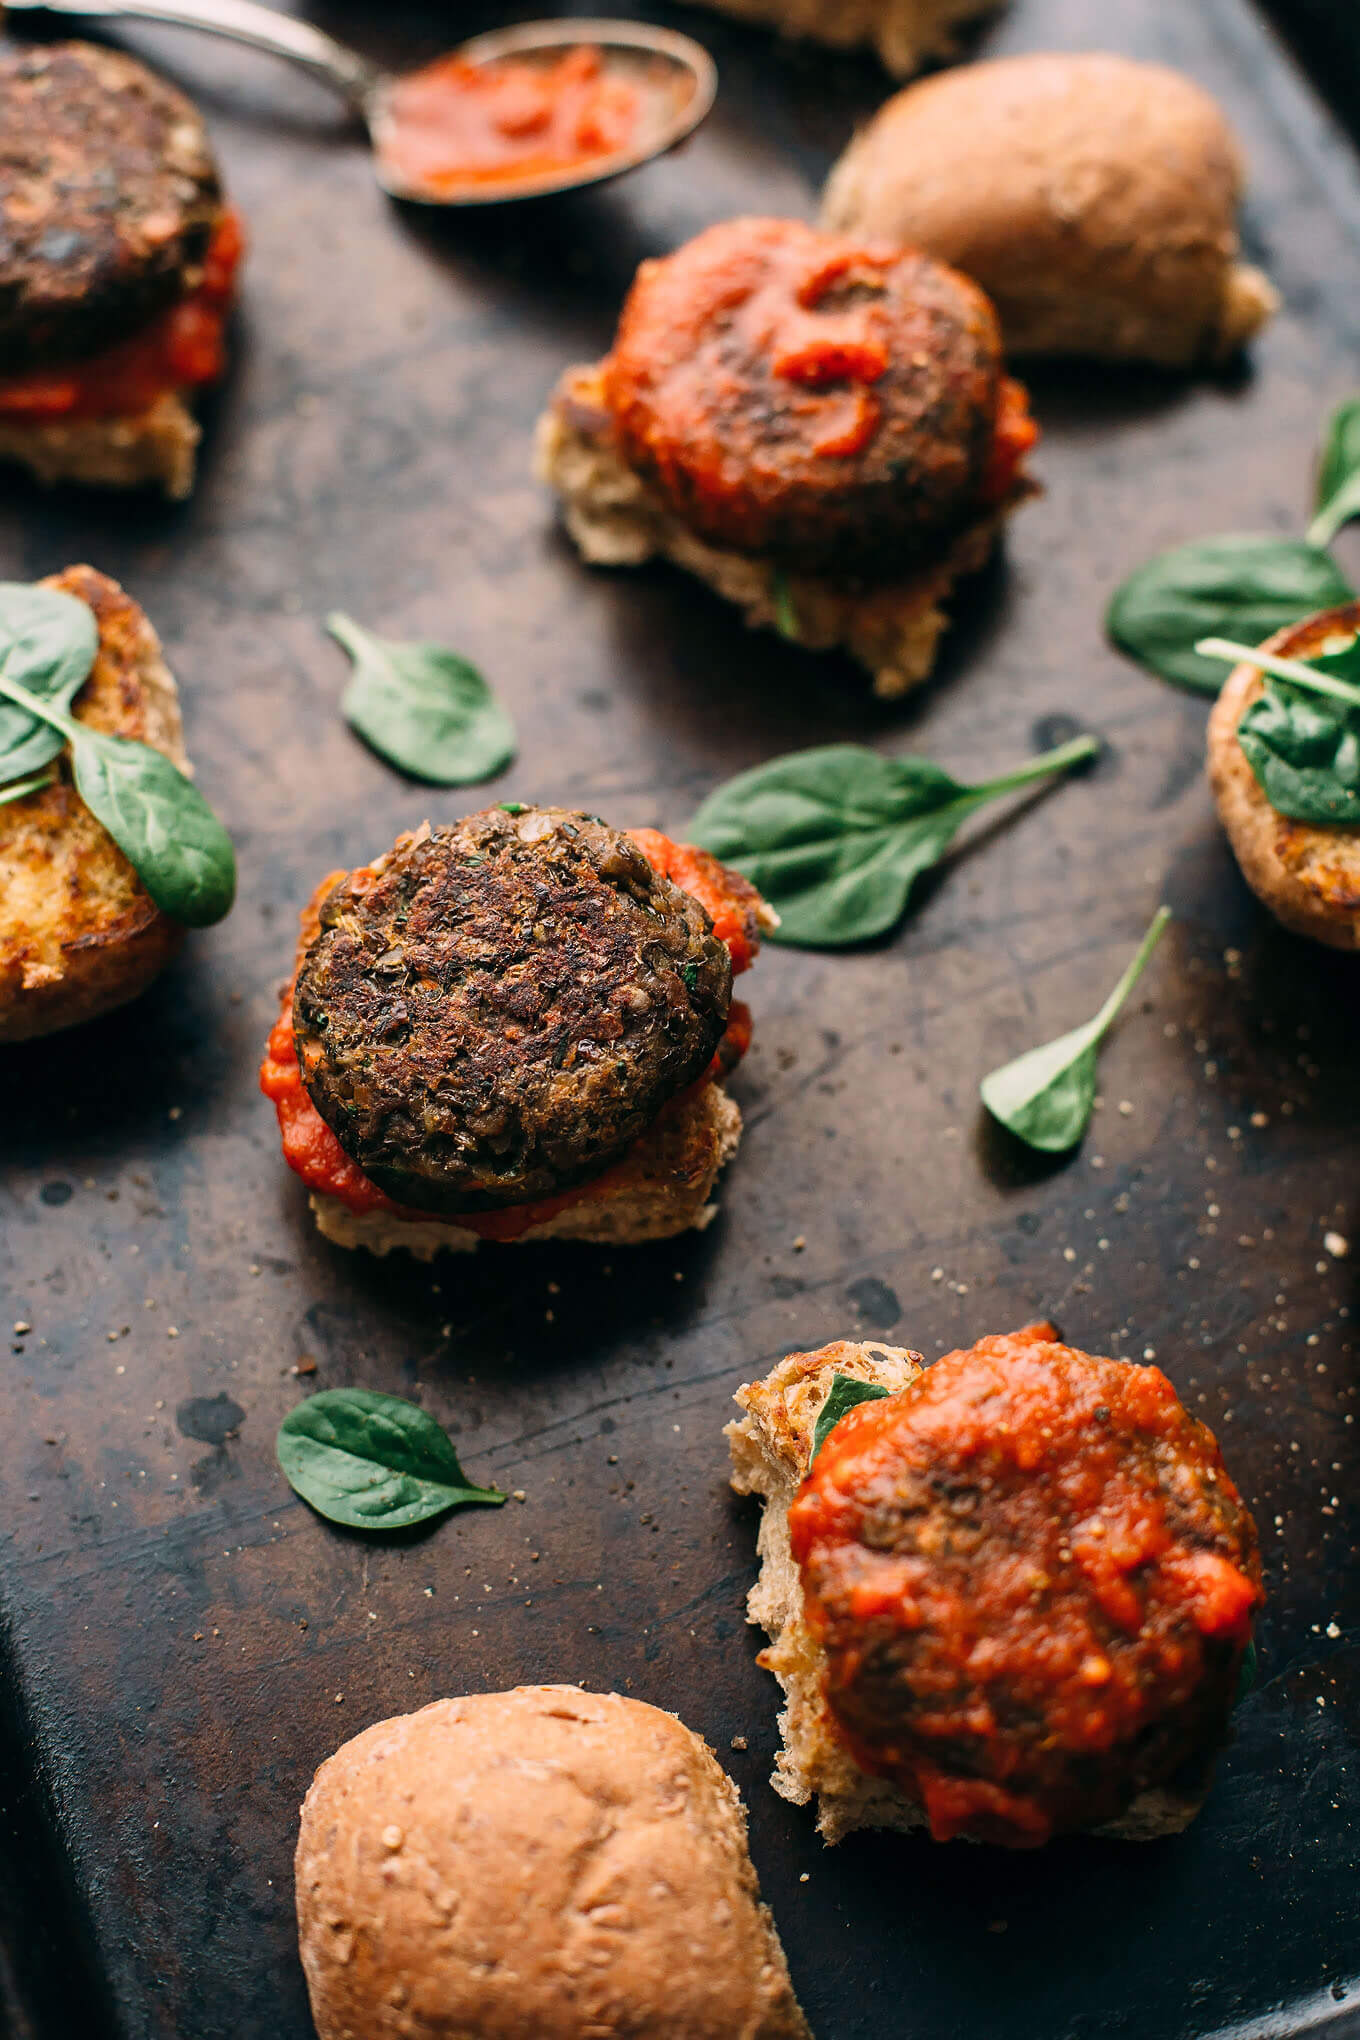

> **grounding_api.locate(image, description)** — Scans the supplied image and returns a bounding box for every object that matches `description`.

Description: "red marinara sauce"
[259,831,760,1240]
[601,216,1036,576]
[0,209,245,421]
[375,46,642,200]
[790,1325,1263,1847]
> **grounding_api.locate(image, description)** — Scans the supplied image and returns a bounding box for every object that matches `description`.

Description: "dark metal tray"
[0,1,1356,2034]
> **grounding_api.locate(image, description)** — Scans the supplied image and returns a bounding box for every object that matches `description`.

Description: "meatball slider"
[0,44,244,499]
[1207,604,1360,950]
[0,566,196,1040]
[537,216,1038,698]
[262,805,775,1255]
[729,1323,1262,1848]
[296,1687,812,2040]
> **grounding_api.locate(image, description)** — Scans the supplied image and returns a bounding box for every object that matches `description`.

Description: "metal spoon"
[2,1,718,203]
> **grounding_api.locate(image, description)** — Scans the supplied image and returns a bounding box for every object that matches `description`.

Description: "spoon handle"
[3,0,382,111]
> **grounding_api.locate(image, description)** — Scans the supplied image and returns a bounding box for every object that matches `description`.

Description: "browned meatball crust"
[0,43,222,374]
[293,808,733,1213]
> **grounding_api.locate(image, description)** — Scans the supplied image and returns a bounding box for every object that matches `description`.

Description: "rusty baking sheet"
[0,0,1356,2034]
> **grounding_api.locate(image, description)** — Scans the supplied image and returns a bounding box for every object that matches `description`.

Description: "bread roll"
[1207,603,1360,950]
[822,52,1278,366]
[296,1686,812,2039]
[0,565,190,1042]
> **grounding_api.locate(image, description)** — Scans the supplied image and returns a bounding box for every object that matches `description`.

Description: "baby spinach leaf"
[981,906,1172,1152]
[1106,535,1353,695]
[1196,633,1360,824]
[0,582,98,781]
[770,570,800,643]
[688,734,1096,947]
[277,1388,506,1531]
[811,1374,890,1462]
[1309,396,1360,549]
[0,669,236,927]
[1235,1637,1258,1708]
[328,612,516,786]
[0,768,54,808]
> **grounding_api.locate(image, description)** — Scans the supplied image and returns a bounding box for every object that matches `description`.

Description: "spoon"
[2,1,718,203]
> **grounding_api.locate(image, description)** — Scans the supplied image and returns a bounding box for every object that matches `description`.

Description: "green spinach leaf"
[0,582,98,781]
[1106,535,1353,695]
[770,570,800,643]
[328,612,516,786]
[0,669,236,926]
[811,1374,891,1462]
[0,768,54,808]
[277,1388,506,1530]
[1309,397,1360,548]
[1196,633,1360,823]
[981,906,1172,1152]
[687,735,1096,947]
[1235,1637,1258,1708]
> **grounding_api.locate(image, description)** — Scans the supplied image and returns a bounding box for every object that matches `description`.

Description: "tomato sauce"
[0,209,244,421]
[260,833,760,1239]
[375,46,642,199]
[791,1326,1262,1846]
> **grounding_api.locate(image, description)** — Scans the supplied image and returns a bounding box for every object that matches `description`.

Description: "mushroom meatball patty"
[0,43,243,497]
[0,43,222,375]
[789,1325,1262,1847]
[293,808,734,1215]
[602,216,1013,577]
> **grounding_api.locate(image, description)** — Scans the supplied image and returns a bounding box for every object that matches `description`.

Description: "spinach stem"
[0,767,55,807]
[976,733,1100,800]
[0,665,82,743]
[1195,636,1360,708]
[1091,904,1172,1039]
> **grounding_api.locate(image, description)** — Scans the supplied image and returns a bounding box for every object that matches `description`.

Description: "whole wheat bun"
[728,1339,1213,1845]
[295,1686,812,2040]
[821,52,1279,367]
[1207,603,1360,950]
[0,565,190,1042]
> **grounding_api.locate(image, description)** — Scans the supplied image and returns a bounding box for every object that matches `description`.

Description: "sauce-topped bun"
[293,808,734,1214]
[1207,604,1360,950]
[295,1687,812,2040]
[822,53,1278,367]
[603,216,1008,576]
[730,1327,1262,1848]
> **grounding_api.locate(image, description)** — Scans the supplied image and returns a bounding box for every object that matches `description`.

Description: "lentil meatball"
[791,1325,1262,1847]
[601,215,1005,576]
[293,808,733,1214]
[0,43,222,375]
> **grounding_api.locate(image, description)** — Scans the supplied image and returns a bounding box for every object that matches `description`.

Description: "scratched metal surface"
[0,0,1356,2035]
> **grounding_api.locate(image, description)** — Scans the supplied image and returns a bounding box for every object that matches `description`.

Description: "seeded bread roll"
[821,52,1279,366]
[296,1686,813,2040]
[1207,603,1360,950]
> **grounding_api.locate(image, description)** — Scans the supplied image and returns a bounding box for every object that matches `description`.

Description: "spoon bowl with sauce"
[4,0,718,204]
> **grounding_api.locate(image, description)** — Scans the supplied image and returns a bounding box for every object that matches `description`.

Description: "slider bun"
[821,52,1278,367]
[295,1686,811,2040]
[0,565,189,1043]
[1207,603,1360,950]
